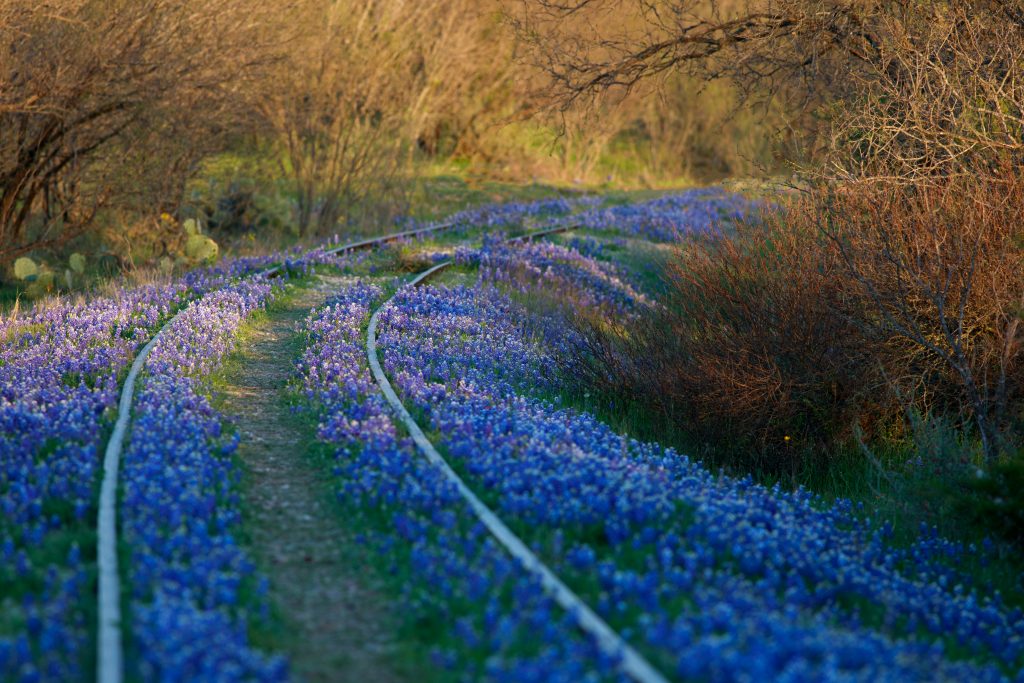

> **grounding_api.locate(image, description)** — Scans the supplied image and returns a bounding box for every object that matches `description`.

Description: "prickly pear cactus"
[14,257,38,281]
[68,253,86,274]
[185,234,219,263]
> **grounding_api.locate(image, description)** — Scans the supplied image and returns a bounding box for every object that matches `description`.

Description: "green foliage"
[25,271,54,299]
[959,455,1024,550]
[407,169,575,222]
[6,250,100,300]
[192,177,294,236]
[185,151,295,236]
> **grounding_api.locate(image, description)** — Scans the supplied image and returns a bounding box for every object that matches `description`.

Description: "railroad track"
[96,220,455,683]
[364,224,671,683]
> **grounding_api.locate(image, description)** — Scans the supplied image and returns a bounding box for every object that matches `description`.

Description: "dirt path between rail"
[216,278,408,683]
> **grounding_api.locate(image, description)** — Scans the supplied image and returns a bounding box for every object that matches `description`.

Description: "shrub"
[958,453,1024,551]
[0,0,276,269]
[568,170,1024,473]
[573,205,878,472]
[813,171,1024,461]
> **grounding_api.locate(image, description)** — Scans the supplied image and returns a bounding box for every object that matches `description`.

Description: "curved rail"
[364,226,670,683]
[263,220,456,278]
[96,220,456,683]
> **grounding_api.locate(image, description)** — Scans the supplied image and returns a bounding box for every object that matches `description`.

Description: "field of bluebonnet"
[2,191,1022,683]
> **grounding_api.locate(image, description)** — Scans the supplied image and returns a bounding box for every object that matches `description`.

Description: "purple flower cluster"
[0,282,201,681]
[121,276,286,681]
[297,282,617,681]
[398,197,601,267]
[478,240,648,316]
[376,281,1024,681]
[6,187,1020,682]
[421,197,579,232]
[565,234,608,259]
[0,248,335,680]
[576,189,763,242]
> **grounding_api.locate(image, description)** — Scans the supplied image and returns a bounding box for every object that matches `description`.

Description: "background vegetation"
[517,0,1024,547]
[0,0,784,289]
[1,0,1021,548]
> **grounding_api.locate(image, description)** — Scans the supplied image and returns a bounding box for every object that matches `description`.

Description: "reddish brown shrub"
[816,171,1024,460]
[569,170,1024,471]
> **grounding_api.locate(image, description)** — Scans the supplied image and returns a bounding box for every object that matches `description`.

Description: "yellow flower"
[160,212,173,222]
[784,435,791,442]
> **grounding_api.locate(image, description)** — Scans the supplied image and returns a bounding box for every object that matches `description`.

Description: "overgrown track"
[96,220,455,683]
[364,225,671,683]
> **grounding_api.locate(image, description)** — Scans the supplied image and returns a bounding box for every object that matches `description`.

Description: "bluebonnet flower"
[297,281,618,681]
[121,277,287,681]
[0,247,333,680]
[374,278,1023,681]
[575,189,764,242]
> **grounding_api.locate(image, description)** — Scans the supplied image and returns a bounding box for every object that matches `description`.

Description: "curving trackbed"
[96,221,455,683]
[364,225,671,683]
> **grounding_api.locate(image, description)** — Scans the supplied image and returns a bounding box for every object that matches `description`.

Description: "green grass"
[207,276,457,681]
[556,354,1024,606]
[405,169,579,222]
[549,229,674,297]
[417,264,476,288]
[0,286,24,314]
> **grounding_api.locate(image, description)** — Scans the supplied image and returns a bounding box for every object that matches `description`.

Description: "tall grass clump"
[569,170,1023,500]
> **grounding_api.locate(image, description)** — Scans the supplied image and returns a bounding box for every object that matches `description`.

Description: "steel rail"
[262,220,457,278]
[364,225,671,683]
[96,219,457,683]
